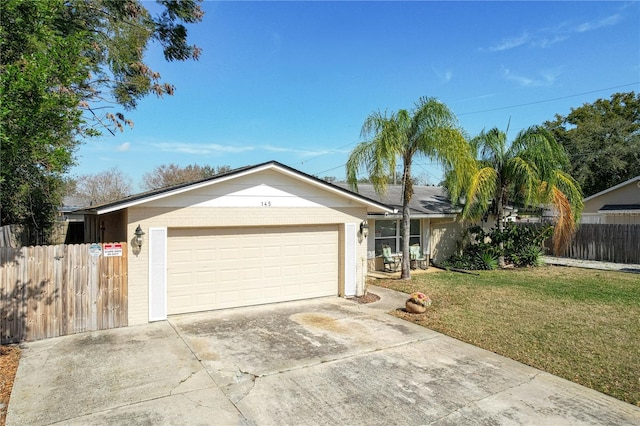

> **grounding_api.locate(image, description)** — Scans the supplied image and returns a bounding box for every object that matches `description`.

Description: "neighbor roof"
[584,175,640,202]
[78,161,395,215]
[334,183,457,218]
[598,204,640,214]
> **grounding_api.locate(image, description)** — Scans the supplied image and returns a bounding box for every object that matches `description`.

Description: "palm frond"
[506,156,538,206]
[550,170,584,222]
[551,186,577,255]
[462,166,497,220]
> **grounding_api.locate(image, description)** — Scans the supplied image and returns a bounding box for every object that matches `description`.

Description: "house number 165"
[261,201,272,207]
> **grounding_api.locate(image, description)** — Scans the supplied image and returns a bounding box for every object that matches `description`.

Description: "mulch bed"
[350,292,380,304]
[0,345,20,426]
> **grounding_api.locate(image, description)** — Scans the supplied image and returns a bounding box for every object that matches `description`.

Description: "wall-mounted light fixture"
[359,220,369,238]
[131,225,144,256]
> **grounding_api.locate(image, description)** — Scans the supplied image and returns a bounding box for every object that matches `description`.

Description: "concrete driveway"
[8,286,640,425]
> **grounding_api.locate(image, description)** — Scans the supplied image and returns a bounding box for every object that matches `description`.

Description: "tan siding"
[430,219,465,264]
[601,215,640,225]
[584,181,640,214]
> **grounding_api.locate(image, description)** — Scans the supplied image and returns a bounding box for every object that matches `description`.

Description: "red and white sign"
[103,243,123,257]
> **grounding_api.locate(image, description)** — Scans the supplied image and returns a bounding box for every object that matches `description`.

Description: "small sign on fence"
[89,243,102,257]
[103,243,123,257]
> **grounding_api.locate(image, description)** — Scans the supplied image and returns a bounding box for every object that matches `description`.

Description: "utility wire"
[298,139,359,166]
[457,82,639,116]
[311,83,639,176]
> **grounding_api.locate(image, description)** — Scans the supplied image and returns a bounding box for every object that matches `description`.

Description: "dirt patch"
[350,292,380,304]
[0,345,20,426]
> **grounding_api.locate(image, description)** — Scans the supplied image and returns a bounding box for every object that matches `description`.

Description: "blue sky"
[71,1,640,191]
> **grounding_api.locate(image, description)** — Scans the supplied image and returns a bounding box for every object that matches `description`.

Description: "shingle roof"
[334,183,457,216]
[599,204,640,212]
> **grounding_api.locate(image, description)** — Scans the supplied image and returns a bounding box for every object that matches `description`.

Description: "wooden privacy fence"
[557,224,640,264]
[1,243,128,344]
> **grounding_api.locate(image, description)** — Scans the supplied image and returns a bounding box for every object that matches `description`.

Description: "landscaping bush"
[441,224,552,270]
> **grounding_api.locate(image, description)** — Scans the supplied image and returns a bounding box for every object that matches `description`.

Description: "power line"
[298,139,360,166]
[313,163,346,176]
[310,83,639,176]
[457,82,639,116]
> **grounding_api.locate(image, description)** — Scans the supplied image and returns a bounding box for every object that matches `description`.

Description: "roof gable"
[85,161,393,215]
[583,175,640,213]
[584,176,640,202]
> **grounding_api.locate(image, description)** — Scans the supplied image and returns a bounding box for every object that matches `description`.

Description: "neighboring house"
[76,161,393,326]
[56,195,86,244]
[335,184,465,268]
[581,176,640,224]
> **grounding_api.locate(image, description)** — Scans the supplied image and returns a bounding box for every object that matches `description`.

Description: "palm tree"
[347,97,470,279]
[444,125,583,263]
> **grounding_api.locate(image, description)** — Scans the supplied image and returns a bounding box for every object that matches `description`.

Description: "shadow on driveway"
[8,292,640,425]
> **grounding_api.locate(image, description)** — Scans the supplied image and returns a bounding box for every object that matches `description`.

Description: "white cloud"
[431,67,453,83]
[116,142,131,152]
[262,145,341,157]
[454,93,497,104]
[574,14,620,33]
[145,140,349,158]
[531,35,568,49]
[485,13,622,51]
[501,66,559,87]
[487,33,530,52]
[150,142,254,155]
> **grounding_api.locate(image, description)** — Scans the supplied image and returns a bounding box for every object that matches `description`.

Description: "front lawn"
[372,265,640,406]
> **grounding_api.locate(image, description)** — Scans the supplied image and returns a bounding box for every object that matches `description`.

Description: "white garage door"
[167,225,338,315]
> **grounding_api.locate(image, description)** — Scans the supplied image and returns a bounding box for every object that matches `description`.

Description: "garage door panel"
[218,290,240,304]
[167,226,338,315]
[242,267,261,280]
[220,268,240,282]
[195,249,215,261]
[263,266,281,278]
[244,247,261,259]
[172,250,193,263]
[191,270,213,286]
[282,265,299,276]
[220,248,240,260]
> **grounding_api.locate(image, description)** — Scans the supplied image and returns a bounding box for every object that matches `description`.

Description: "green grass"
[372,266,640,406]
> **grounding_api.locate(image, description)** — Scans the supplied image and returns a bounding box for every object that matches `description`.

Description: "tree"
[0,0,203,242]
[1,0,89,240]
[444,126,583,262]
[72,168,133,206]
[544,92,640,197]
[142,164,231,190]
[346,97,470,279]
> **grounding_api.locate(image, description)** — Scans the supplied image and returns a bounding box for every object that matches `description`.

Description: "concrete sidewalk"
[543,256,640,273]
[8,286,640,425]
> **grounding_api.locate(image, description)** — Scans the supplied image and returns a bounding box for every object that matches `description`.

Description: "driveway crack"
[169,371,196,395]
[226,369,257,404]
[425,371,543,424]
[167,321,250,422]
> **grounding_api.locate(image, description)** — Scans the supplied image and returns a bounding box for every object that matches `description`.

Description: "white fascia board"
[367,213,457,219]
[96,164,273,214]
[584,176,640,202]
[97,162,394,215]
[271,165,393,213]
[597,209,640,215]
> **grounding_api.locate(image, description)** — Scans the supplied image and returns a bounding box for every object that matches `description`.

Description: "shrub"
[442,224,552,270]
